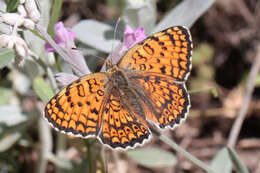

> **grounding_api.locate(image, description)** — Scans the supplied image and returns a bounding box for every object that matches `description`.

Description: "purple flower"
[101,25,146,71]
[123,25,146,49]
[45,22,76,52]
[48,24,147,84]
[44,21,90,80]
[55,72,79,86]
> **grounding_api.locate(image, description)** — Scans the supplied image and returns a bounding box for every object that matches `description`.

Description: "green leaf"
[0,132,21,152]
[126,147,177,168]
[255,73,260,87]
[153,0,215,32]
[33,77,54,103]
[0,87,13,105]
[6,0,19,12]
[210,88,219,98]
[0,105,28,126]
[0,48,15,69]
[47,153,73,170]
[227,147,249,173]
[122,0,157,34]
[192,43,215,66]
[47,0,64,37]
[210,147,232,173]
[72,20,120,53]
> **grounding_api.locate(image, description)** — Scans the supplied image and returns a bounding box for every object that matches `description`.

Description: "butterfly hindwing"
[98,88,151,150]
[127,73,190,129]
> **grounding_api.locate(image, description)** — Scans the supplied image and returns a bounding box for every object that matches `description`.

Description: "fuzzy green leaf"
[0,132,21,152]
[33,77,54,103]
[153,0,215,32]
[0,87,13,105]
[6,0,19,12]
[227,147,249,173]
[0,48,15,69]
[210,147,232,173]
[72,20,120,53]
[127,147,177,168]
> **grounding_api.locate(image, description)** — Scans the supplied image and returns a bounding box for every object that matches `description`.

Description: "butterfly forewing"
[118,26,192,82]
[45,73,109,138]
[118,26,192,129]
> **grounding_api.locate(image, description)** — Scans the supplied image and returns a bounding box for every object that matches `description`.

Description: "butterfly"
[45,26,192,150]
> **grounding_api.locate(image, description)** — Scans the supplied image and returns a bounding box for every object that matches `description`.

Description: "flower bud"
[23,19,35,30]
[15,43,26,58]
[0,35,14,49]
[0,1,7,11]
[14,36,29,55]
[19,0,26,4]
[0,34,29,65]
[18,5,27,16]
[24,0,40,23]
[7,39,15,49]
[0,13,24,26]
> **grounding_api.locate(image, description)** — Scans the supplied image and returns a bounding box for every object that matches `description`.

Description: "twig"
[157,134,217,173]
[149,127,216,172]
[37,118,53,173]
[227,45,260,148]
[56,134,67,173]
[112,151,121,173]
[35,24,85,76]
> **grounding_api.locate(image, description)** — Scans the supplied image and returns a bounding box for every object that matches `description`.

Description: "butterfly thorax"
[109,66,146,122]
[109,65,129,89]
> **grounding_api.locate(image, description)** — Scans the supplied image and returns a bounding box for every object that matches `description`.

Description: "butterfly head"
[105,59,114,71]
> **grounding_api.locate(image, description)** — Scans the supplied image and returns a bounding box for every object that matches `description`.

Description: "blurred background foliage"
[0,0,259,172]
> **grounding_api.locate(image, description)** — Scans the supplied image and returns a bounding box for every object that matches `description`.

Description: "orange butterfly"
[45,26,192,150]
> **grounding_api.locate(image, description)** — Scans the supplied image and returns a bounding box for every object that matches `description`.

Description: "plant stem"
[155,132,217,173]
[227,45,260,148]
[37,118,53,173]
[48,0,64,37]
[35,24,84,75]
[188,87,215,94]
[85,140,95,173]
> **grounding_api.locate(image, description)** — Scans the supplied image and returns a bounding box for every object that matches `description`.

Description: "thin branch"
[56,134,67,173]
[157,133,217,173]
[35,24,85,76]
[37,118,53,173]
[227,45,260,148]
[149,127,216,173]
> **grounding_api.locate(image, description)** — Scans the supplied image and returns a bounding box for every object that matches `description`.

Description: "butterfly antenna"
[110,17,121,65]
[89,53,106,62]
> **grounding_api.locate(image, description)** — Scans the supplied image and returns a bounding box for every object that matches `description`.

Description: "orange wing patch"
[118,26,192,81]
[45,73,109,137]
[129,74,190,129]
[98,89,151,149]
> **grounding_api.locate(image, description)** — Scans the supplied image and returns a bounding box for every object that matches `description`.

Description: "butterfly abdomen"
[110,67,147,123]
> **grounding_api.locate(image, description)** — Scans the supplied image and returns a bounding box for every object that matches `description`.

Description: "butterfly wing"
[118,26,192,82]
[45,72,151,150]
[128,74,190,129]
[118,26,192,129]
[98,88,151,150]
[45,73,109,138]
